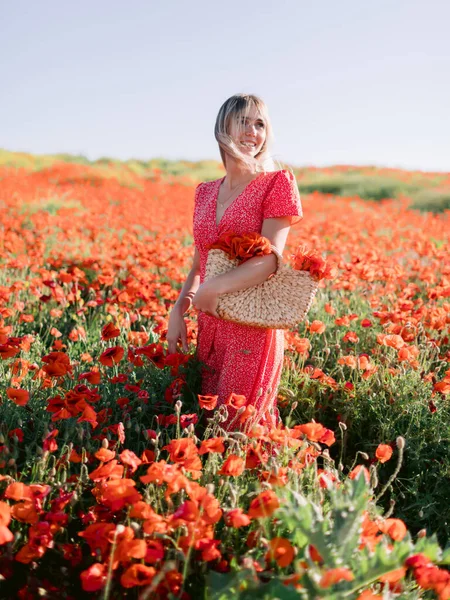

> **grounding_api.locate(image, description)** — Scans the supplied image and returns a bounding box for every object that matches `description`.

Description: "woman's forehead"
[236,108,264,121]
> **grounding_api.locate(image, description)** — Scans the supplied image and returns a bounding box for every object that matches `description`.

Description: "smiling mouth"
[240,142,257,148]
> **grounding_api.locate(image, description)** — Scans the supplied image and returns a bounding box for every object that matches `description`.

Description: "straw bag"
[204,244,319,329]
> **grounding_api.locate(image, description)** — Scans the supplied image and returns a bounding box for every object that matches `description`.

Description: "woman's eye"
[239,119,265,128]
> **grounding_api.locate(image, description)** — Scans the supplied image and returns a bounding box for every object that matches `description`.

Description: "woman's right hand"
[167,303,190,354]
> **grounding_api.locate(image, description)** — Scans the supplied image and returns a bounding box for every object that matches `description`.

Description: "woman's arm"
[212,216,292,295]
[172,246,201,315]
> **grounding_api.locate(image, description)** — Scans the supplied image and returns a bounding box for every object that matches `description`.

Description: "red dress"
[193,169,303,432]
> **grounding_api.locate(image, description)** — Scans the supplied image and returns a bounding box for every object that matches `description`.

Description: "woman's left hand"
[192,282,220,318]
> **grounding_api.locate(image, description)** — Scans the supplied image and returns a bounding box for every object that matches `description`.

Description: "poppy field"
[0,153,449,599]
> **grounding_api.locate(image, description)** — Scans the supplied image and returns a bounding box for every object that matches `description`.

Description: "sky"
[1,0,449,172]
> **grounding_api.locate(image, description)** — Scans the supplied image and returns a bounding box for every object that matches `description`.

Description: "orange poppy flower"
[78,370,101,385]
[375,444,393,463]
[198,437,225,455]
[224,508,251,528]
[95,479,142,512]
[377,518,407,541]
[218,454,245,477]
[292,245,336,281]
[0,502,13,545]
[10,500,39,524]
[349,465,370,483]
[80,563,108,592]
[0,343,20,360]
[434,380,450,395]
[94,448,115,462]
[162,438,202,473]
[41,351,72,377]
[101,322,120,340]
[78,523,116,556]
[99,346,124,367]
[120,450,142,473]
[198,394,218,410]
[266,537,295,568]
[146,539,165,564]
[89,459,124,481]
[225,393,247,409]
[309,320,326,334]
[6,388,29,406]
[248,490,280,519]
[240,405,256,423]
[320,567,354,588]
[4,482,34,501]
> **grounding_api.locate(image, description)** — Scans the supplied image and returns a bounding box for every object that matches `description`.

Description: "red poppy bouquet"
[207,231,272,263]
[205,231,334,328]
[207,231,336,281]
[291,244,337,282]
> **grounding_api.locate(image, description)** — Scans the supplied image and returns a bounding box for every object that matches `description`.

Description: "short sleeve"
[262,169,303,226]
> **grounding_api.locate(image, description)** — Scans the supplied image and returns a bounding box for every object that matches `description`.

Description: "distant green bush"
[298,174,420,201]
[410,189,450,213]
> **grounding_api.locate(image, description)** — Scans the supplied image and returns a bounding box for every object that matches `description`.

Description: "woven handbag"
[204,244,319,329]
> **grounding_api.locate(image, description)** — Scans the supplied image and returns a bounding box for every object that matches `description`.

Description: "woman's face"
[228,107,266,158]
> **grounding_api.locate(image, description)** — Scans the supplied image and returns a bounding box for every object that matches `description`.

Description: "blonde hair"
[214,94,287,175]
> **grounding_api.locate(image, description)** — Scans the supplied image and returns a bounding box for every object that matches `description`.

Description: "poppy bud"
[417,529,427,538]
[369,465,378,489]
[396,436,405,450]
[101,438,109,448]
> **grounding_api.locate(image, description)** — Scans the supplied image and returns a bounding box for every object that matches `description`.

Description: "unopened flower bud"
[130,521,141,534]
[417,529,427,538]
[396,436,405,450]
[175,400,182,414]
[115,524,126,535]
[369,465,378,489]
[338,422,347,432]
[102,438,109,448]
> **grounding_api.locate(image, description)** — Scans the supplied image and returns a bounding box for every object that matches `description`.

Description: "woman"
[167,94,303,432]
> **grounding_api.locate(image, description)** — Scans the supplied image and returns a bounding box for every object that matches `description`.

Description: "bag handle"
[269,244,284,275]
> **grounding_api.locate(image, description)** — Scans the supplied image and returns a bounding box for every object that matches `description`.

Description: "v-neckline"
[214,173,264,230]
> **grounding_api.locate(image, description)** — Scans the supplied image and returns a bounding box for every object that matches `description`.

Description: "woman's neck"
[223,158,258,191]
